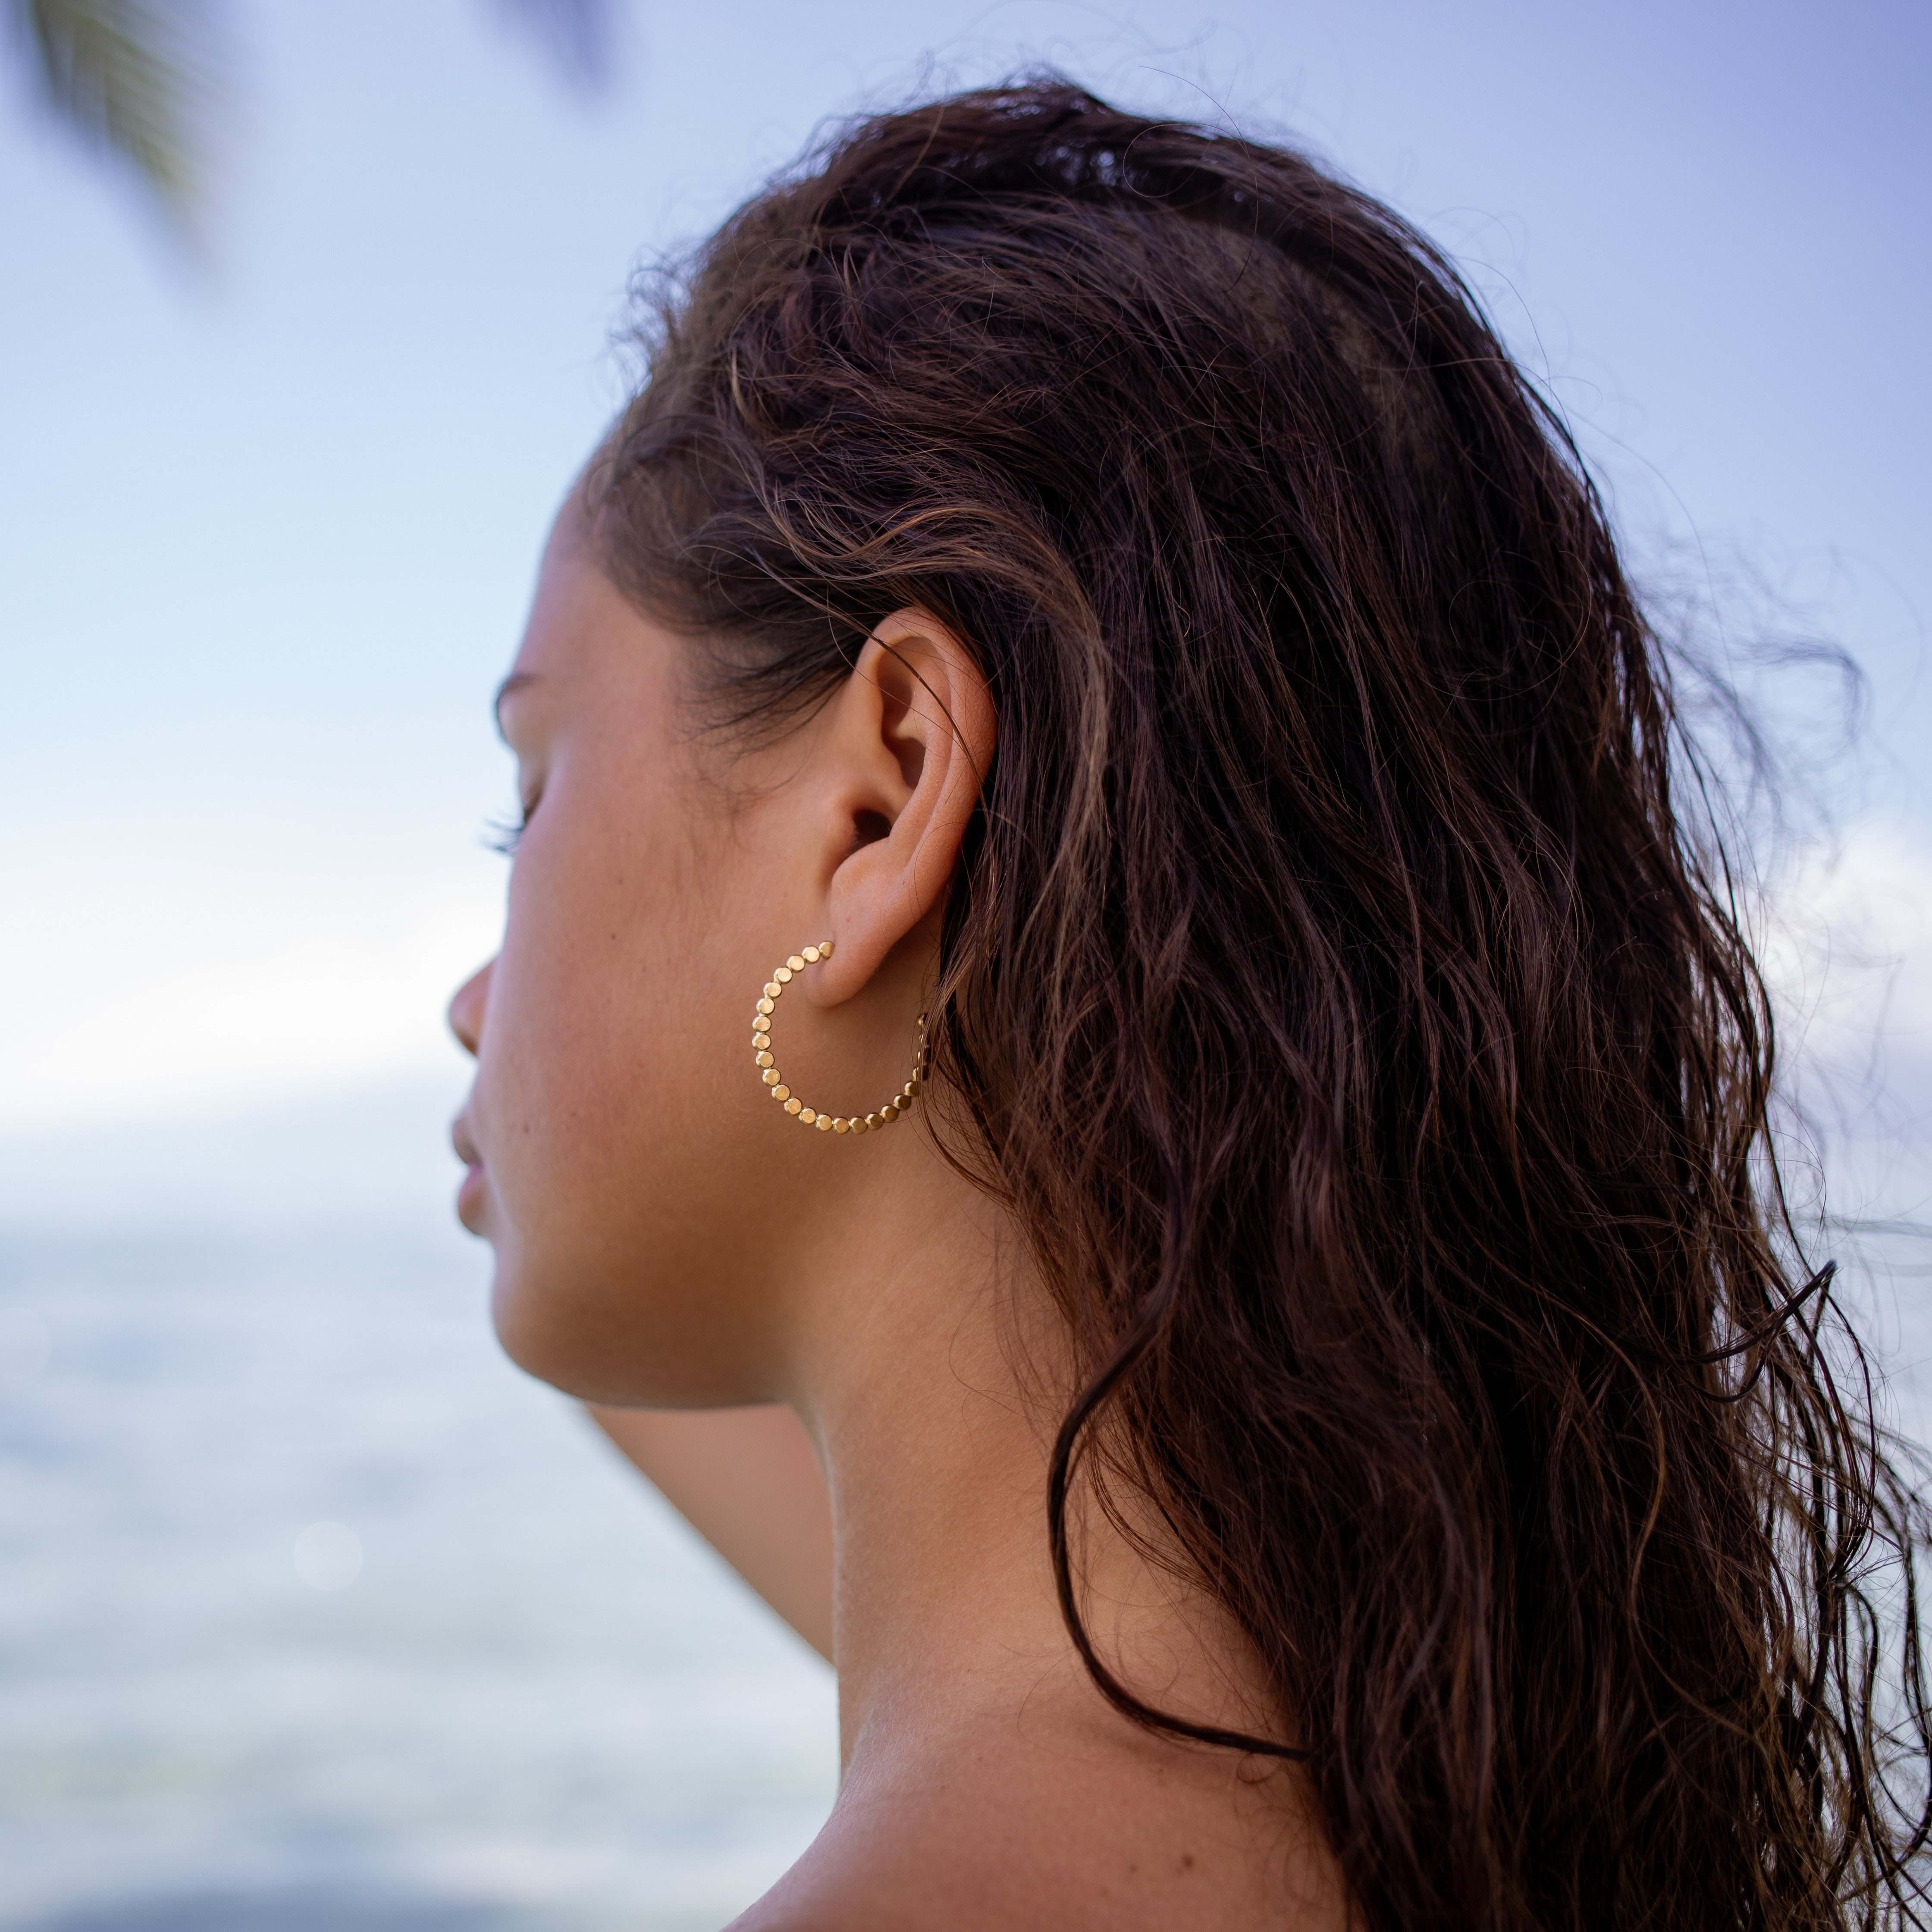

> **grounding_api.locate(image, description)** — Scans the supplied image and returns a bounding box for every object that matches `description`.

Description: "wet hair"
[591,80,1930,1930]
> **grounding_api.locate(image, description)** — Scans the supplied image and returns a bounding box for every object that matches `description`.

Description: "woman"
[446,82,1929,1930]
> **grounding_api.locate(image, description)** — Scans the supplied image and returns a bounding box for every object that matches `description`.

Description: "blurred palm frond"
[8,0,616,246]
[13,0,225,222]
[489,0,614,92]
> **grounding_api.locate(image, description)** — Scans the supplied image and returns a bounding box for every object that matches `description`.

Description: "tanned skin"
[448,504,1347,1931]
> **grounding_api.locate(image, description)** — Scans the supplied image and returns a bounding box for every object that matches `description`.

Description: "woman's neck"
[755,1150,1346,1931]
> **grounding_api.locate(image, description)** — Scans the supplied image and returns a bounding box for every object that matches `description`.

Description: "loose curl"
[591,81,1931,1930]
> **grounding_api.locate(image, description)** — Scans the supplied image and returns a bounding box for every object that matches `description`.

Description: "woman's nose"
[448,958,494,1058]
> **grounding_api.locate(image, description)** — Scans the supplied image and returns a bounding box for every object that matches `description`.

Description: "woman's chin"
[487,1271,613,1402]
[490,1274,563,1385]
[487,1265,772,1410]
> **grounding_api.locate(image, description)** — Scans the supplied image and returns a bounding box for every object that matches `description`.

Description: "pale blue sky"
[5,0,1928,1149]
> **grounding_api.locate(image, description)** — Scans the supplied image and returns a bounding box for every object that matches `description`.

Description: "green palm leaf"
[14,0,223,221]
[9,0,613,239]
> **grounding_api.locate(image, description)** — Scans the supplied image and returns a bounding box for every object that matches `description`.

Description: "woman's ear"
[805,608,994,1004]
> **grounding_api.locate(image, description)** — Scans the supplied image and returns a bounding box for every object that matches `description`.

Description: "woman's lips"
[452,1117,488,1233]
[455,1169,488,1233]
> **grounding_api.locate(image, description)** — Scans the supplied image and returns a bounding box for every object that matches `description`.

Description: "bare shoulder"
[723,1728,1347,1932]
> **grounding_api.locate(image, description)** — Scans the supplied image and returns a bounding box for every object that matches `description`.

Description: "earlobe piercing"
[752,939,928,1135]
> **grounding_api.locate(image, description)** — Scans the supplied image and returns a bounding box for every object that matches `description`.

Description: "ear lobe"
[809,609,994,1004]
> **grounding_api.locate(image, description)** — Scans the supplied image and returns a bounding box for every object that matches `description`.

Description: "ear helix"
[752,939,928,1135]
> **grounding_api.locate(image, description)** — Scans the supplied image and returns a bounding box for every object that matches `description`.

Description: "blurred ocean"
[2,1060,1927,1932]
[0,1078,838,1932]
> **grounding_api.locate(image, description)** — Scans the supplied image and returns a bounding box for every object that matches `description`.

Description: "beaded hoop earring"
[752,939,928,1135]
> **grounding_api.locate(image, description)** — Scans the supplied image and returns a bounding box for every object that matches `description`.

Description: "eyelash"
[486,796,537,858]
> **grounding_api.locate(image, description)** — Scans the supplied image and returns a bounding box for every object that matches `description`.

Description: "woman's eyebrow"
[493,671,540,740]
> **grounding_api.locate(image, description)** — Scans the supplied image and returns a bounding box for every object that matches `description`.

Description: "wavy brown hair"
[589,81,1931,1930]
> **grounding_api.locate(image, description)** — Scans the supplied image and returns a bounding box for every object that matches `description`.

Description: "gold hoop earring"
[751,938,928,1135]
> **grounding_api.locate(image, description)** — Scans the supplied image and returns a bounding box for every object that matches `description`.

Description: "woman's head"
[454,79,1928,1930]
[448,505,996,1406]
